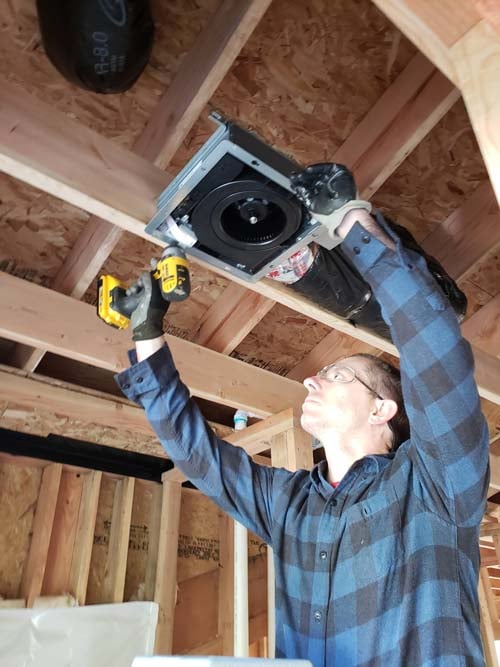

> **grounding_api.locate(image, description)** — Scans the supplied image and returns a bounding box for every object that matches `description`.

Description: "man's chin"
[300,414,317,437]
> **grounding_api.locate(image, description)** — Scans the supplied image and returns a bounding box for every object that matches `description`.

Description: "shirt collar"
[311,453,395,496]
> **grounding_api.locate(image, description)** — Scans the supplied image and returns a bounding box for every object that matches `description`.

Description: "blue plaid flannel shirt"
[117,220,489,667]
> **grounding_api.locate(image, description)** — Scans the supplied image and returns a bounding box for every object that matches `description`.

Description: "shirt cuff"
[341,212,416,274]
[115,343,177,402]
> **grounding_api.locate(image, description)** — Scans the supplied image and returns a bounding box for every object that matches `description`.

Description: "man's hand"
[126,271,170,342]
[291,162,395,250]
[290,163,357,215]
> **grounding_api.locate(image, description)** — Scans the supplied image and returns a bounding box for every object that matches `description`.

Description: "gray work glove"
[290,163,371,236]
[126,271,170,341]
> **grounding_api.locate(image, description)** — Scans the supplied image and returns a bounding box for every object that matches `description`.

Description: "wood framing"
[0,272,306,417]
[154,479,182,654]
[421,180,500,281]
[103,476,135,603]
[42,470,85,596]
[3,81,500,407]
[0,364,156,438]
[9,0,273,372]
[68,471,103,605]
[372,1,500,207]
[19,463,62,606]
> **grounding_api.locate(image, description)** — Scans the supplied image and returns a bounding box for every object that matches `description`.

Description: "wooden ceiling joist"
[0,271,306,418]
[8,0,273,373]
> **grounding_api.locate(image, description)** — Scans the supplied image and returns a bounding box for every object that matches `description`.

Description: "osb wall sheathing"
[87,481,265,604]
[0,461,42,599]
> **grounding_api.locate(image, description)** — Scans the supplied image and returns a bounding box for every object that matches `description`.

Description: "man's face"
[301,356,379,440]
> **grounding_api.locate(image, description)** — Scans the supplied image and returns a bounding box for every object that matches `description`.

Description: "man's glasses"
[316,364,384,401]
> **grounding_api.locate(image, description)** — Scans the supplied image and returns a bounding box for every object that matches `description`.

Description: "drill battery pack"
[97,275,130,330]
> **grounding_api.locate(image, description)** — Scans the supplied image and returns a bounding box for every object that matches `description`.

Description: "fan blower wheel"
[191,180,303,255]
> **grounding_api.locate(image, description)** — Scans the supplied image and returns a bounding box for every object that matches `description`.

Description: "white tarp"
[0,601,158,667]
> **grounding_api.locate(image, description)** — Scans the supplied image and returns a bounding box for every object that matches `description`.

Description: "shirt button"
[122,383,130,390]
[361,234,370,244]
[331,498,337,507]
[136,377,144,383]
[319,551,327,560]
[353,246,361,255]
[314,611,322,622]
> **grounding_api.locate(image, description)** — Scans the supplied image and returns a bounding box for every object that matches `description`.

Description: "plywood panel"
[0,461,42,598]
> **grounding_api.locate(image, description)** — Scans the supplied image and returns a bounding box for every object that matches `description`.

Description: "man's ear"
[369,399,398,425]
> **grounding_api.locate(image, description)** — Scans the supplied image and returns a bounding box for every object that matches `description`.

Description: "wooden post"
[103,476,135,603]
[218,511,235,655]
[19,463,62,607]
[154,478,182,654]
[479,568,500,667]
[42,470,85,595]
[144,483,163,602]
[69,470,102,605]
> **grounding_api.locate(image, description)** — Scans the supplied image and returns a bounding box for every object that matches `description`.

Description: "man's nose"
[303,376,320,392]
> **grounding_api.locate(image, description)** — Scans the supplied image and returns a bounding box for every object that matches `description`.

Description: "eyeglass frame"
[316,363,384,401]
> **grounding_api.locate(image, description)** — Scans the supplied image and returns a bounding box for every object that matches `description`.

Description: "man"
[116,164,489,666]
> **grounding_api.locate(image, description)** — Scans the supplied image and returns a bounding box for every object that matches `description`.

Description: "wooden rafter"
[7,0,272,372]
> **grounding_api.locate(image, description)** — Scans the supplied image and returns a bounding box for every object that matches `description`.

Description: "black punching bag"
[36,0,154,94]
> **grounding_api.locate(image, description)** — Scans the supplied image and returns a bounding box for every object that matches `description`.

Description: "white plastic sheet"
[0,601,158,667]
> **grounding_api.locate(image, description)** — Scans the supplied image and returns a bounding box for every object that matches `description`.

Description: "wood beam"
[0,272,306,418]
[135,0,272,169]
[479,568,500,666]
[0,364,156,438]
[9,0,272,372]
[1,73,499,406]
[194,283,275,354]
[372,3,500,210]
[103,476,135,603]
[218,512,235,655]
[195,51,459,356]
[453,20,500,208]
[69,471,102,605]
[0,81,168,241]
[462,294,500,357]
[421,180,500,281]
[144,483,163,602]
[2,264,500,410]
[287,331,380,382]
[154,479,182,654]
[471,1,500,35]
[42,470,85,596]
[370,0,480,85]
[19,463,63,606]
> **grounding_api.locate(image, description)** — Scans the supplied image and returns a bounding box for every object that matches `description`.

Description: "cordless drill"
[97,245,190,329]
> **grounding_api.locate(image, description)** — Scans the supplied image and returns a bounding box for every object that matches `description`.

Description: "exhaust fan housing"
[145,113,343,282]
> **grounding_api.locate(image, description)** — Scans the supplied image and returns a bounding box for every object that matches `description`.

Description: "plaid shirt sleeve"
[116,344,290,545]
[342,215,490,527]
